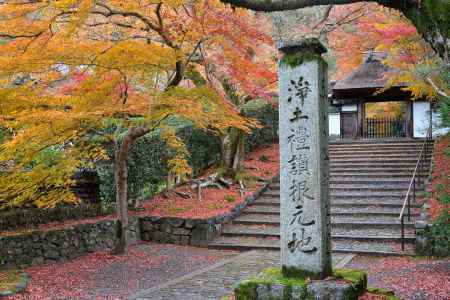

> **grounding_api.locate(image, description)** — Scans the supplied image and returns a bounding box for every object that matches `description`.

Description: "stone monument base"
[234,268,367,300]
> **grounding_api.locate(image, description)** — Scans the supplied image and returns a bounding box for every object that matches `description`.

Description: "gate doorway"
[363,101,409,139]
[341,112,358,139]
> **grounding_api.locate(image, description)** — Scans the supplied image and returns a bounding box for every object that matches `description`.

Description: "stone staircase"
[209,139,433,255]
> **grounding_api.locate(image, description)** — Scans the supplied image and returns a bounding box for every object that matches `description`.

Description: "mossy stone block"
[333,269,367,295]
[235,268,368,300]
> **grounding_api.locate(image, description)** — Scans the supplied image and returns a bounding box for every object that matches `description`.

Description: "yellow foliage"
[0,0,260,209]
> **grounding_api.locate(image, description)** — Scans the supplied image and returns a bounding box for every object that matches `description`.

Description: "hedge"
[97,99,278,204]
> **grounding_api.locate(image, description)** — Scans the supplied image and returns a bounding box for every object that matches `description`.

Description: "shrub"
[224,195,236,203]
[425,210,450,257]
[242,99,279,152]
[423,135,450,257]
[97,125,221,204]
[97,101,278,205]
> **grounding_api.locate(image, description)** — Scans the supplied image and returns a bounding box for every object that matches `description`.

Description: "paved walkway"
[132,251,349,300]
[9,241,448,300]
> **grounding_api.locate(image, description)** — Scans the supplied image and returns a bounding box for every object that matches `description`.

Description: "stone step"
[252,197,421,209]
[330,141,430,147]
[328,179,414,185]
[329,145,426,151]
[270,179,421,188]
[329,149,430,155]
[263,190,421,197]
[209,236,415,255]
[331,221,414,229]
[330,152,431,162]
[332,214,406,222]
[329,174,425,180]
[232,214,414,227]
[221,225,415,241]
[330,167,430,173]
[257,194,421,203]
[330,162,428,168]
[269,178,418,191]
[329,146,426,152]
[329,185,424,192]
[330,158,429,168]
[243,206,418,217]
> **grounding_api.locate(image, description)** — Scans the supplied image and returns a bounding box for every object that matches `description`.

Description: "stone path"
[132,251,349,300]
[7,243,237,300]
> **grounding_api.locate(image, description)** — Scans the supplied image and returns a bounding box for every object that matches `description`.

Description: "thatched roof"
[333,52,402,91]
[332,51,414,102]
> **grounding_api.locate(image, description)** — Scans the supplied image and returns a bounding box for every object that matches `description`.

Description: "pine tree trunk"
[112,127,149,255]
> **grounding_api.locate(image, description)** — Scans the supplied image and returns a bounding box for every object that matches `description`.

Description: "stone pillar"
[278,38,332,279]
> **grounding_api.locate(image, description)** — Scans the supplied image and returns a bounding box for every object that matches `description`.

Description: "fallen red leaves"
[428,136,450,220]
[347,255,450,300]
[138,143,279,219]
[358,292,390,300]
[5,243,235,299]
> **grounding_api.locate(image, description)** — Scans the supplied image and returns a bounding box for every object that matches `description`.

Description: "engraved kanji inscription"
[287,76,311,106]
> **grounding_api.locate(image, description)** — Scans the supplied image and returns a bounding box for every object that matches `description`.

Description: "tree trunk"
[232,130,245,172]
[112,127,149,255]
[167,61,185,88]
[220,129,246,178]
[220,0,449,62]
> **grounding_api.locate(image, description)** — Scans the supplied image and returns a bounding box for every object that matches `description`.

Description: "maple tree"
[0,0,274,253]
[269,2,449,102]
[221,0,449,63]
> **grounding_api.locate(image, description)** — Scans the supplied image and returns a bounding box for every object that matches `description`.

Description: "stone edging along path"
[0,175,278,267]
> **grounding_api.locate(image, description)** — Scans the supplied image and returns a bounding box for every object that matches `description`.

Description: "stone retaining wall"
[0,218,140,267]
[0,177,275,267]
[140,179,274,246]
[0,220,117,267]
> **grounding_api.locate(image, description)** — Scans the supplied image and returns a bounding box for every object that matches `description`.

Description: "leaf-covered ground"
[138,143,279,219]
[347,255,450,300]
[4,242,237,299]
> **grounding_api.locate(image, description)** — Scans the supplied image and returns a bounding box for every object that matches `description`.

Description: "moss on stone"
[367,287,400,300]
[235,267,368,300]
[333,269,367,295]
[263,267,308,288]
[279,52,324,69]
[281,265,327,280]
[235,267,308,300]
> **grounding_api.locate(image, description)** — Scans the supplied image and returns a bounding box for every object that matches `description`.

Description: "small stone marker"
[278,38,332,279]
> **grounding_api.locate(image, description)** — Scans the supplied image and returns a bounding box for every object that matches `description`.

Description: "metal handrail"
[399,126,433,251]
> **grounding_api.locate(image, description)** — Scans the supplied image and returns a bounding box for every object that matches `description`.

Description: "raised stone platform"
[235,268,367,300]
